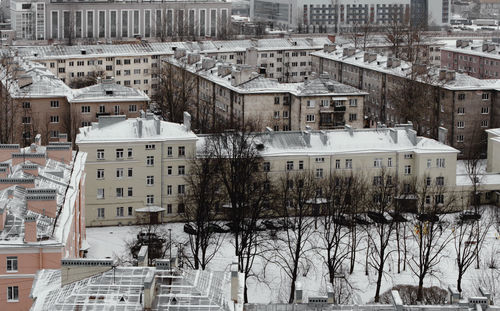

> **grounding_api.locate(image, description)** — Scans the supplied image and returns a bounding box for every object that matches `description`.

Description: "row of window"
[82,104,137,114]
[97,183,185,199]
[97,203,186,219]
[457,107,489,114]
[97,166,185,180]
[96,146,185,160]
[457,120,489,128]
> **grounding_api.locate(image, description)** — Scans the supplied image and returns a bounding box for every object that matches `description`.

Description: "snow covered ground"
[86,208,500,304]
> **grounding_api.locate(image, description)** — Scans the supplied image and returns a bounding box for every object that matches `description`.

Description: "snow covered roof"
[311,49,500,91]
[456,160,500,188]
[441,40,500,61]
[166,55,366,96]
[31,267,229,311]
[15,37,333,60]
[76,113,197,144]
[0,145,86,247]
[197,126,459,157]
[70,79,150,103]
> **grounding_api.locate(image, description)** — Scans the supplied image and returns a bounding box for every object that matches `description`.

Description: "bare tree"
[0,50,23,144]
[263,171,318,303]
[205,129,270,302]
[408,177,456,302]
[181,145,226,270]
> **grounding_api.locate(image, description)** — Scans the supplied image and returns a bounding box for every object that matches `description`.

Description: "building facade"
[10,0,231,41]
[311,45,500,156]
[0,138,87,311]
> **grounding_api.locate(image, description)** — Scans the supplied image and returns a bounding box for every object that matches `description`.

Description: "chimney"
[155,118,161,135]
[187,52,201,65]
[137,119,143,138]
[483,43,489,52]
[26,189,57,218]
[488,44,496,52]
[174,48,187,59]
[323,44,336,53]
[345,124,353,136]
[18,74,33,88]
[294,282,303,303]
[392,58,401,68]
[0,208,6,231]
[0,144,20,162]
[343,47,349,57]
[439,69,447,80]
[138,245,148,266]
[183,112,191,132]
[143,270,156,310]
[414,63,427,75]
[30,143,37,153]
[35,134,41,146]
[448,286,461,304]
[231,66,255,86]
[24,216,37,243]
[303,130,311,146]
[438,127,448,145]
[446,70,456,81]
[456,40,462,48]
[201,58,216,70]
[58,133,68,143]
[363,52,370,62]
[47,143,72,164]
[61,259,114,286]
[245,46,258,66]
[217,64,232,77]
[389,128,398,144]
[387,57,393,68]
[230,259,240,303]
[461,40,470,48]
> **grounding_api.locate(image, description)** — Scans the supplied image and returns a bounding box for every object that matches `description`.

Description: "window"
[457,107,464,115]
[436,158,445,168]
[6,257,17,272]
[22,117,31,124]
[97,208,105,218]
[124,59,131,65]
[274,97,280,105]
[167,166,172,175]
[349,99,358,107]
[345,159,352,169]
[316,168,324,178]
[388,158,392,167]
[50,130,59,138]
[97,169,104,179]
[114,105,120,115]
[22,102,31,108]
[129,104,137,112]
[436,177,444,186]
[97,149,104,160]
[128,168,133,177]
[145,144,155,150]
[349,113,357,122]
[7,286,19,302]
[306,114,315,122]
[435,194,444,204]
[425,196,431,205]
[167,185,172,195]
[457,121,465,128]
[273,111,280,119]
[116,207,124,217]
[97,188,105,199]
[116,168,123,178]
[404,165,412,175]
[404,154,413,159]
[373,176,383,186]
[50,115,59,123]
[481,107,489,114]
[146,156,154,166]
[316,157,325,163]
[127,148,133,158]
[116,188,123,197]
[283,111,289,119]
[335,159,340,169]
[116,148,124,159]
[481,120,489,127]
[307,100,315,108]
[374,158,382,168]
[426,177,431,186]
[128,187,133,196]
[128,207,133,216]
[50,100,59,108]
[178,146,185,157]
[286,161,294,171]
[167,146,173,157]
[263,162,270,172]
[299,160,304,170]
[178,184,185,195]
[178,166,185,175]
[81,106,91,113]
[457,135,464,143]
[167,204,172,214]
[482,93,489,100]
[147,195,154,205]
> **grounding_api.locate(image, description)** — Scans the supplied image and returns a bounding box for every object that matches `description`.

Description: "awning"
[332,97,348,101]
[136,206,166,213]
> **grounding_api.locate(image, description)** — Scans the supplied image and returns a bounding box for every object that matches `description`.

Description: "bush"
[379,285,448,305]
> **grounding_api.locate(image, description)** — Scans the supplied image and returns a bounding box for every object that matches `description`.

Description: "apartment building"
[2,58,149,145]
[15,37,333,95]
[10,0,231,41]
[0,138,87,311]
[441,39,500,79]
[311,45,500,156]
[76,113,198,226]
[249,0,449,32]
[163,53,366,132]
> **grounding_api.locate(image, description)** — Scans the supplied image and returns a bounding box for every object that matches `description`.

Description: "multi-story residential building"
[163,53,366,132]
[2,58,149,145]
[77,112,465,225]
[76,113,198,226]
[311,45,500,156]
[14,37,333,95]
[249,0,450,32]
[9,0,231,41]
[0,137,87,311]
[441,39,500,79]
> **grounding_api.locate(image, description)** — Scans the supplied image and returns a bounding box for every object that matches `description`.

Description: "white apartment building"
[249,0,450,31]
[77,112,468,226]
[10,0,231,41]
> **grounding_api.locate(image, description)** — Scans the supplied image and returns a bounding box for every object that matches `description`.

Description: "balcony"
[96,112,110,118]
[334,106,346,113]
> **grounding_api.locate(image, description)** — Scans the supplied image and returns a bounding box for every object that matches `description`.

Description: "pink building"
[441,39,500,79]
[0,135,87,311]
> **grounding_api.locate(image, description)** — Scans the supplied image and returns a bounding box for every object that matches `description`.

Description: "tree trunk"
[375,266,384,302]
[457,268,463,293]
[417,277,425,302]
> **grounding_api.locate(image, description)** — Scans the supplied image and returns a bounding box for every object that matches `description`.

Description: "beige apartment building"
[311,45,500,157]
[76,113,197,226]
[164,53,366,132]
[2,58,149,146]
[77,112,472,226]
[14,37,334,96]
